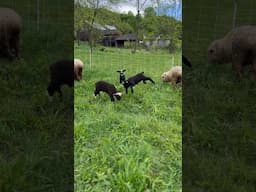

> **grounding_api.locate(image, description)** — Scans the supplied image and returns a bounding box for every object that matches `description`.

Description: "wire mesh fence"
[183,0,256,64]
[75,43,180,82]
[1,0,72,33]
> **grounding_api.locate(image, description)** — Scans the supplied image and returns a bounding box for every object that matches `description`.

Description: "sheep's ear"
[117,70,121,73]
[123,69,126,72]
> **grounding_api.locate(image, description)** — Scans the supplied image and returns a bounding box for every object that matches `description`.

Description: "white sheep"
[0,7,22,58]
[208,25,256,79]
[74,58,84,81]
[161,66,182,86]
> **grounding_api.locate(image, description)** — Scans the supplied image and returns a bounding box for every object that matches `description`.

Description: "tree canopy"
[75,4,181,40]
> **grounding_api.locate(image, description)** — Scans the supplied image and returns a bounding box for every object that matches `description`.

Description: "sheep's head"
[75,65,83,81]
[117,69,126,83]
[122,80,129,87]
[161,72,171,82]
[208,39,226,64]
[117,69,126,80]
[113,92,122,100]
[117,69,126,74]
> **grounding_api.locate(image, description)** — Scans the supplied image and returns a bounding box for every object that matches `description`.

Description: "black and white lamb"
[117,69,126,84]
[94,81,122,102]
[122,72,155,94]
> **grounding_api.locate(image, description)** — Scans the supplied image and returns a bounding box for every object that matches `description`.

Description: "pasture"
[74,43,182,192]
[0,1,74,191]
[183,1,256,191]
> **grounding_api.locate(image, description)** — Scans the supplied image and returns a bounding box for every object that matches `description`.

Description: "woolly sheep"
[47,59,74,100]
[0,8,22,59]
[161,66,182,86]
[208,25,256,79]
[74,58,84,81]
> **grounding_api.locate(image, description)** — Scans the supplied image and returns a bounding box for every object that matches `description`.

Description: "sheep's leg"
[232,50,243,79]
[4,31,15,59]
[232,63,242,79]
[110,95,115,102]
[11,34,20,58]
[94,90,100,98]
[144,77,155,84]
[125,87,128,94]
[56,86,62,99]
[232,43,244,79]
[252,58,256,81]
[131,86,134,93]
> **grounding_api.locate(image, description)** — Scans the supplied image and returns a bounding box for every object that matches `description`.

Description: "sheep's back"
[50,60,74,85]
[0,8,22,30]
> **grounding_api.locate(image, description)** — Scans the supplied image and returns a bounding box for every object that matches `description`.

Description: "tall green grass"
[75,43,182,192]
[183,1,256,191]
[0,1,74,191]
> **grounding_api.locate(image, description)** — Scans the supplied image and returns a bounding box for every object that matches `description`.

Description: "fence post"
[214,0,220,39]
[37,0,40,32]
[232,0,237,29]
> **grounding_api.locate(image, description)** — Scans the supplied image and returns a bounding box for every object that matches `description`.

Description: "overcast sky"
[108,0,181,20]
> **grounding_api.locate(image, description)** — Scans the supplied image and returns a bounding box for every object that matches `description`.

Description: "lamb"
[122,72,155,94]
[74,58,84,81]
[161,66,182,86]
[47,59,74,100]
[0,8,22,59]
[208,25,256,79]
[117,69,126,84]
[94,81,122,102]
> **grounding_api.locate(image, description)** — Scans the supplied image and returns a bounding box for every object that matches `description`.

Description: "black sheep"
[94,81,122,102]
[47,59,74,100]
[182,55,192,67]
[123,72,155,94]
[117,69,126,84]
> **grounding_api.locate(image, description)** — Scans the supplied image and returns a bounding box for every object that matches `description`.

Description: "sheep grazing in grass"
[94,81,122,102]
[161,66,182,86]
[0,8,22,59]
[47,59,74,101]
[182,55,192,67]
[122,72,155,94]
[117,69,126,84]
[208,25,256,79]
[74,58,84,81]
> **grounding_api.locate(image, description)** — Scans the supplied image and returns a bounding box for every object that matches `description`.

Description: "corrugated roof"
[104,25,117,30]
[115,34,138,41]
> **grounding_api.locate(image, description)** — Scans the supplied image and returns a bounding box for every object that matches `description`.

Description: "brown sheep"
[161,66,182,86]
[47,59,83,101]
[0,8,22,59]
[208,25,256,79]
[74,58,84,81]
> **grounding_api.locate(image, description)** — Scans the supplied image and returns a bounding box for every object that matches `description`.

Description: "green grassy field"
[74,43,182,192]
[183,1,256,191]
[0,1,74,191]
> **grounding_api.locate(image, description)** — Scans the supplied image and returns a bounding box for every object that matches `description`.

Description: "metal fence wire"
[183,0,256,64]
[1,0,72,33]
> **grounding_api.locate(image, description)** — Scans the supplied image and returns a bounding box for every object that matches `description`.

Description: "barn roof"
[82,20,119,35]
[115,33,139,41]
